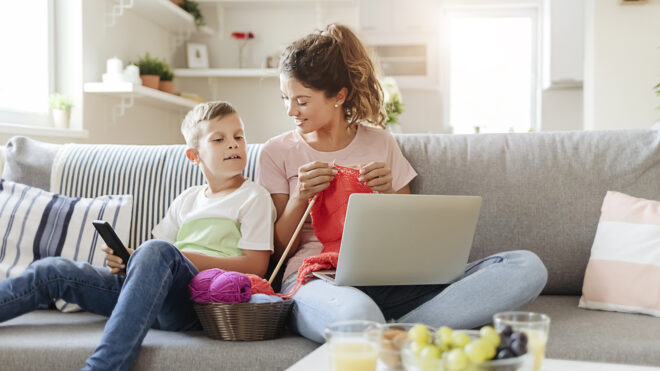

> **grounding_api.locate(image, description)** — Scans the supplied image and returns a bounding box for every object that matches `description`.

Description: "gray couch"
[2,130,660,370]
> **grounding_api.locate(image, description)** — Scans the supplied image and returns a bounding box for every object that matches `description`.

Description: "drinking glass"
[493,312,550,371]
[324,320,382,371]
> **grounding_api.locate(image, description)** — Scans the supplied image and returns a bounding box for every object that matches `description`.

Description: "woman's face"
[279,74,341,134]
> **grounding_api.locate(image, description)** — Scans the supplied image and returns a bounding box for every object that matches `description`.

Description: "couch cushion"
[2,136,58,191]
[0,310,318,371]
[395,130,660,295]
[522,295,660,366]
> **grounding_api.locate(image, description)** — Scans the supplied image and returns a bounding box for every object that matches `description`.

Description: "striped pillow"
[0,179,133,280]
[579,191,660,317]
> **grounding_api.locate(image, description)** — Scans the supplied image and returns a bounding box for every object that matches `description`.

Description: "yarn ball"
[209,271,252,303]
[248,294,283,304]
[245,273,276,296]
[189,268,225,303]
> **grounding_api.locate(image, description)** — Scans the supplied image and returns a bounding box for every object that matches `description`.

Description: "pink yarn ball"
[189,268,225,303]
[209,272,252,303]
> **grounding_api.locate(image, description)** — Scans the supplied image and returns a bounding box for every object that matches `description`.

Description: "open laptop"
[312,193,482,286]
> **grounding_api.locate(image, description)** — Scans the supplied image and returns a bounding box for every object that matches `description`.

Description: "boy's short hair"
[181,101,237,148]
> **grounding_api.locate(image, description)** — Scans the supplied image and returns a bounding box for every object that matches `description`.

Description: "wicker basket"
[194,298,293,341]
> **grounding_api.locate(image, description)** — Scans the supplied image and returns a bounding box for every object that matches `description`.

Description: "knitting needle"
[268,197,317,285]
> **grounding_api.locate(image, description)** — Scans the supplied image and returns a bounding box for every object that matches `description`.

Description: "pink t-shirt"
[257,124,418,281]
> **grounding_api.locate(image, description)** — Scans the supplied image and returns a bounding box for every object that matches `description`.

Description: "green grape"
[464,338,493,364]
[450,331,471,348]
[409,324,432,344]
[479,325,501,347]
[445,348,469,371]
[437,326,453,345]
[420,344,443,360]
[410,339,427,355]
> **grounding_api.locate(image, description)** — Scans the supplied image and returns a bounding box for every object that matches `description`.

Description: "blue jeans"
[281,250,548,343]
[0,240,201,371]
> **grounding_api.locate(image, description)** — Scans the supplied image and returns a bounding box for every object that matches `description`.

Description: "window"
[0,0,53,126]
[444,6,540,134]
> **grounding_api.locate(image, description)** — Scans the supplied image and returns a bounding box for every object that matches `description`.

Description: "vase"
[52,109,70,129]
[140,75,160,89]
[159,80,174,94]
[238,41,249,68]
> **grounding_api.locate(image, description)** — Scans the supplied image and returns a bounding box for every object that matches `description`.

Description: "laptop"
[312,193,482,286]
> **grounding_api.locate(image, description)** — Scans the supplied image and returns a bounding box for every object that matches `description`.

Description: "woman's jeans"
[282,250,548,343]
[0,240,201,371]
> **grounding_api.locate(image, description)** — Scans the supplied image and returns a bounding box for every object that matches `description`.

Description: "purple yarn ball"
[209,272,252,303]
[189,268,225,303]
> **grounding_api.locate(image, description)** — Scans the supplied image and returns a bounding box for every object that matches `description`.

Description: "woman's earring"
[334,104,339,108]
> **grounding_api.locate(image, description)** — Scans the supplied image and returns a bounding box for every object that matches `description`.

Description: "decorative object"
[186,43,209,69]
[180,0,205,28]
[102,57,125,84]
[123,64,141,85]
[265,52,280,69]
[231,32,255,68]
[48,93,73,129]
[132,52,166,89]
[381,77,404,131]
[580,191,660,317]
[159,65,175,94]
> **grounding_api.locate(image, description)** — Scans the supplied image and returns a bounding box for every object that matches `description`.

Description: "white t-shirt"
[152,179,276,257]
[257,125,417,280]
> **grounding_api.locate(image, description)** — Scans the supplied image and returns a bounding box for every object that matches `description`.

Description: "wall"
[584,0,660,130]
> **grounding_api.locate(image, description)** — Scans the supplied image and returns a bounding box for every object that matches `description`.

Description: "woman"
[257,23,547,343]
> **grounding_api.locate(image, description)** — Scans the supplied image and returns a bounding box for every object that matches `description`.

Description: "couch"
[1,130,660,370]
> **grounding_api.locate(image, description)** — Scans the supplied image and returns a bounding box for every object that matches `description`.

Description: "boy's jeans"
[282,250,548,343]
[0,240,201,371]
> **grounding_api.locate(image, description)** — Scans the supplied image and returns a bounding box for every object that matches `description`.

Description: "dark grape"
[498,335,512,349]
[496,348,515,359]
[510,331,528,347]
[497,324,513,338]
[510,339,527,356]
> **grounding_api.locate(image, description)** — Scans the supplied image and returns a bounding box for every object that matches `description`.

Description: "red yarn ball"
[245,274,276,295]
[209,272,252,303]
[189,268,225,303]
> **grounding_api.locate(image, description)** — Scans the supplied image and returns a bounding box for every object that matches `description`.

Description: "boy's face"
[191,113,247,181]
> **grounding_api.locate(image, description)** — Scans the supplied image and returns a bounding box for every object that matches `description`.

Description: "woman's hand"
[359,162,394,194]
[292,161,337,203]
[103,244,135,275]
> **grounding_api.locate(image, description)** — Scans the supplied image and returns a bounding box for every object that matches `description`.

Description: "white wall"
[584,0,660,130]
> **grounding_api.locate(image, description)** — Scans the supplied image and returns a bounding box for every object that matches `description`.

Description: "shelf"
[196,0,354,3]
[174,68,279,78]
[84,82,197,116]
[110,0,213,35]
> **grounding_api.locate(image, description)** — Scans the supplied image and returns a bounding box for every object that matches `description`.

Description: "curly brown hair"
[280,23,386,129]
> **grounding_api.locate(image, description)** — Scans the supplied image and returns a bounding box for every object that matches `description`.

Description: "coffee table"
[287,343,660,371]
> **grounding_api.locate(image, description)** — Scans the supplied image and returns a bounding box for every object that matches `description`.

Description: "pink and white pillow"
[579,191,660,317]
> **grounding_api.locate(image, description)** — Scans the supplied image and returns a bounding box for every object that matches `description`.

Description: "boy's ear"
[185,148,199,165]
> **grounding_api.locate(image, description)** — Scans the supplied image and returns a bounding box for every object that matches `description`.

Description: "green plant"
[180,0,205,27]
[132,52,166,76]
[48,93,73,111]
[160,66,174,81]
[381,77,404,127]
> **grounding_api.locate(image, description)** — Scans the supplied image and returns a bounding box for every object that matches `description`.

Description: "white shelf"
[174,68,279,78]
[196,0,353,3]
[125,0,213,35]
[84,82,197,112]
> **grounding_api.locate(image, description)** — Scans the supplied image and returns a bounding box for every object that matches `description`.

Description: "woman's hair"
[181,101,237,148]
[280,23,386,129]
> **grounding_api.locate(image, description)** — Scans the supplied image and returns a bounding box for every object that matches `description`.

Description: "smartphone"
[92,220,131,263]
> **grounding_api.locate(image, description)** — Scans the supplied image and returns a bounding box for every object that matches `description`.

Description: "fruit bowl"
[379,323,436,370]
[401,330,534,371]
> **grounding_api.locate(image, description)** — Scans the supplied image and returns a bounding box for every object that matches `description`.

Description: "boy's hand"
[102,244,135,275]
[358,162,394,194]
[293,161,337,203]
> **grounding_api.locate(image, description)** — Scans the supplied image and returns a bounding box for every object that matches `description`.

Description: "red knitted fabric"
[310,165,372,253]
[280,165,372,298]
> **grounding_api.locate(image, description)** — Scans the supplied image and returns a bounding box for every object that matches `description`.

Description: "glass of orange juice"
[325,320,382,371]
[493,312,550,371]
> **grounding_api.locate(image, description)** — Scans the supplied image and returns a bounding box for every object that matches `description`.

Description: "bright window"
[446,8,539,134]
[0,0,52,126]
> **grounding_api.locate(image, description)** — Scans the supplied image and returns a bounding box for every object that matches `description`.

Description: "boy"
[0,101,276,371]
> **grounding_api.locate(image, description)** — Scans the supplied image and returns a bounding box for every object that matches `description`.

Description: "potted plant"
[381,77,404,132]
[49,93,73,129]
[180,0,205,28]
[133,52,164,89]
[159,66,175,94]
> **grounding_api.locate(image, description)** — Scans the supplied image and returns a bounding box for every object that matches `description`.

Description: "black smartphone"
[92,220,131,264]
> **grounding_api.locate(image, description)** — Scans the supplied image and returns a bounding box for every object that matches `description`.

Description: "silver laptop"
[312,193,482,286]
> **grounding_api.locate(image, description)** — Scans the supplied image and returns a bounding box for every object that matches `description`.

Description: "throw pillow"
[0,179,133,280]
[579,191,660,317]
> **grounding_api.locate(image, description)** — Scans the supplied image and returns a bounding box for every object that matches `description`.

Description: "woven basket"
[194,298,293,341]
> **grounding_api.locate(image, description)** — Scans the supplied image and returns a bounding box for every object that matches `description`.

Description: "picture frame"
[187,43,209,69]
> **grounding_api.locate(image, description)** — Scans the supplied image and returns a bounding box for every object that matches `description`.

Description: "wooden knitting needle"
[268,197,317,285]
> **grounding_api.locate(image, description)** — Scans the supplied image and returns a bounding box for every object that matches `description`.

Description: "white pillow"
[0,179,133,307]
[579,191,660,317]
